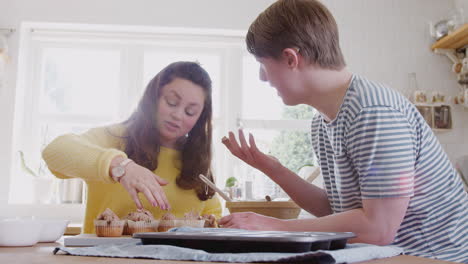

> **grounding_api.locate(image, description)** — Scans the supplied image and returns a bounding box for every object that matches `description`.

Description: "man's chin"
[281,96,299,106]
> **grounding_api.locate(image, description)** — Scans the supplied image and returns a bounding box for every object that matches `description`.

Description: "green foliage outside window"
[270,104,316,173]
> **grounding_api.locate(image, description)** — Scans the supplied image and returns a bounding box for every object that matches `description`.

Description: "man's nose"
[259,67,267,82]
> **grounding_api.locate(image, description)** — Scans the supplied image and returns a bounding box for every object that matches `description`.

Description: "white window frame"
[3,22,314,222]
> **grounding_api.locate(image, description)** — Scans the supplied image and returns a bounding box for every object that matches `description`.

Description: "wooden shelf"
[415,104,452,130]
[431,23,468,50]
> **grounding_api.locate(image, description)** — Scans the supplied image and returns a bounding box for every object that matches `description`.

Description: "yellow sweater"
[42,124,222,234]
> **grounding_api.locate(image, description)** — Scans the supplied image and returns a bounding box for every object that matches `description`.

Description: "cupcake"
[124,209,158,235]
[94,208,125,237]
[158,212,177,232]
[182,210,205,228]
[201,214,218,228]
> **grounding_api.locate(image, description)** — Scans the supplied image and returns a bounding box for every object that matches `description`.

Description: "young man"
[219,0,468,262]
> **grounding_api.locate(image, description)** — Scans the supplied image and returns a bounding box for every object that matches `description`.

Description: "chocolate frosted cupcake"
[124,209,158,235]
[94,208,125,237]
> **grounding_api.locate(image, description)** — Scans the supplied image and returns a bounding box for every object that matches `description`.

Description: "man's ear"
[282,48,300,68]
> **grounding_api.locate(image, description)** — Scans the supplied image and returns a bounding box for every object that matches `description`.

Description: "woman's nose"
[170,107,183,120]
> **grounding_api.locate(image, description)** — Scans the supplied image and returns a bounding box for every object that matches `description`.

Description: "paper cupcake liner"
[127,220,159,234]
[122,220,131,235]
[94,220,125,237]
[157,219,205,232]
[181,219,205,228]
[157,220,176,232]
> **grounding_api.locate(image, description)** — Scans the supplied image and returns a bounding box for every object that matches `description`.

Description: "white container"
[0,219,43,246]
[38,219,70,242]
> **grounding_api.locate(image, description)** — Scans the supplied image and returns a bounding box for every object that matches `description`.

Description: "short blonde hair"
[246,0,346,70]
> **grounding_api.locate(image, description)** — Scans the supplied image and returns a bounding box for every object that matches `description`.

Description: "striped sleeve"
[346,106,416,199]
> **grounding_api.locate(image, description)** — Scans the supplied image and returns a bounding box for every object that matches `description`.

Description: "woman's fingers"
[152,174,171,210]
[138,184,158,208]
[121,165,171,210]
[149,183,170,210]
[153,174,169,186]
[128,188,143,209]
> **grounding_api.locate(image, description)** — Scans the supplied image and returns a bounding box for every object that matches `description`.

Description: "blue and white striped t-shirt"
[311,74,468,262]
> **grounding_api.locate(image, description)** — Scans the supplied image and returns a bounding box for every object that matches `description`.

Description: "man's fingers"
[238,129,254,161]
[249,133,260,152]
[221,136,230,146]
[218,214,232,225]
[238,129,249,148]
[227,131,243,157]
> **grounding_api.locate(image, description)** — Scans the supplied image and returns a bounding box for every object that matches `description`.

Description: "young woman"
[43,61,221,234]
[218,0,467,262]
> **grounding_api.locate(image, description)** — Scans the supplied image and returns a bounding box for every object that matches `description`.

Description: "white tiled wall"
[454,0,468,21]
[325,0,468,164]
[0,0,467,184]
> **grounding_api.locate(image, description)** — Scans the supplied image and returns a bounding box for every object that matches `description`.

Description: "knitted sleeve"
[42,125,127,183]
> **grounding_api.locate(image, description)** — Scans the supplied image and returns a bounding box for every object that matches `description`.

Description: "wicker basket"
[225,201,301,219]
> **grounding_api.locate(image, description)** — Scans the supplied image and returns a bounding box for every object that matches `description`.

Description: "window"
[8,23,316,220]
[237,56,316,200]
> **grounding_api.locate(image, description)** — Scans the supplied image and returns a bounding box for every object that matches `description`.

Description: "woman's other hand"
[218,212,283,230]
[221,129,281,175]
[118,162,170,210]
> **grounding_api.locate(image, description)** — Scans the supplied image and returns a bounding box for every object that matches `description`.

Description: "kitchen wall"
[0,0,467,200]
[454,0,468,21]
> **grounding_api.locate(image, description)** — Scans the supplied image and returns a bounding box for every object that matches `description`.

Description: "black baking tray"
[133,229,355,253]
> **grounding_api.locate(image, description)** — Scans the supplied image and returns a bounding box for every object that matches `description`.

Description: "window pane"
[143,51,221,118]
[233,128,315,200]
[9,123,91,204]
[211,127,224,186]
[39,48,120,117]
[242,55,315,120]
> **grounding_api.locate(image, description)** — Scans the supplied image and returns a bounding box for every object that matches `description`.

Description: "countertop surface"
[0,237,457,264]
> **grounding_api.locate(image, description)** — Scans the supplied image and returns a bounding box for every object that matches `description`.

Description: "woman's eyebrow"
[168,90,202,107]
[167,90,182,99]
[187,103,201,108]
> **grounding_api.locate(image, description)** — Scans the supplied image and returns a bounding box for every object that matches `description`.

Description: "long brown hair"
[246,0,346,70]
[123,61,214,200]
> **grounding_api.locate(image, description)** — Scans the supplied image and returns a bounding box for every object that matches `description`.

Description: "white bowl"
[38,219,70,242]
[0,219,43,247]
